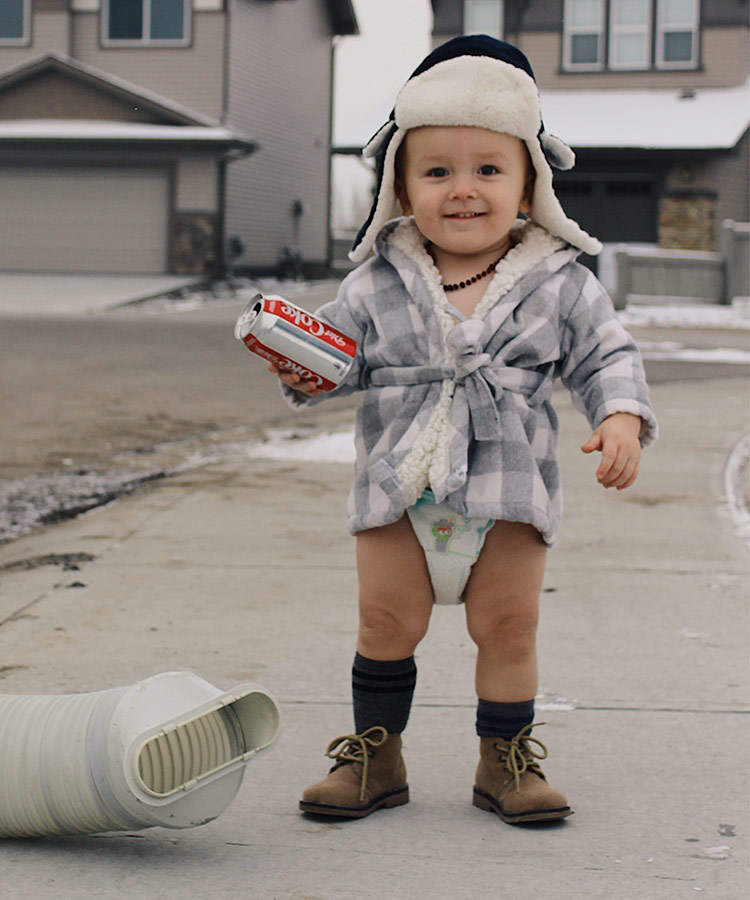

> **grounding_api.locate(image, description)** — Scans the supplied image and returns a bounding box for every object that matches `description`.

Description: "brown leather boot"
[473,724,572,824]
[299,726,409,818]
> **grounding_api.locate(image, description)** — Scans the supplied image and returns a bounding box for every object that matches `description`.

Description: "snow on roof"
[335,79,749,152]
[541,79,750,151]
[0,119,254,147]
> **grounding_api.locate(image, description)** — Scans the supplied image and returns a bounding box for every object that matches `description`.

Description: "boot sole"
[472,786,572,824]
[299,786,409,819]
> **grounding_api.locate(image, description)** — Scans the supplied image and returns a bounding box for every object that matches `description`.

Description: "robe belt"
[369,359,547,441]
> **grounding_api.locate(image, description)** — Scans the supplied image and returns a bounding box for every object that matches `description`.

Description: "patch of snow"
[724,434,750,543]
[618,302,750,331]
[541,79,750,150]
[0,119,247,144]
[245,428,355,464]
[638,345,750,364]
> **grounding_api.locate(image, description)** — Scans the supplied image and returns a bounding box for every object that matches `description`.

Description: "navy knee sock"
[352,652,417,735]
[475,698,535,739]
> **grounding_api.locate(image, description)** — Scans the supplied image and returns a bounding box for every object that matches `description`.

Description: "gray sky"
[333,0,432,144]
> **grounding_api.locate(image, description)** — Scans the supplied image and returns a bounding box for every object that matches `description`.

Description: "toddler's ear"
[519,173,535,215]
[395,180,412,215]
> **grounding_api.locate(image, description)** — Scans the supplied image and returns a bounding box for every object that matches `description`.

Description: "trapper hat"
[349,34,602,262]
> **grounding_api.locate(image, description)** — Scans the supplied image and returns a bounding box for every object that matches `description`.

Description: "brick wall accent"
[171,212,219,274]
[658,193,717,251]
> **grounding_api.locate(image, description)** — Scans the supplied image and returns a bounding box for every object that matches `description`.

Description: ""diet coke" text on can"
[234,293,357,392]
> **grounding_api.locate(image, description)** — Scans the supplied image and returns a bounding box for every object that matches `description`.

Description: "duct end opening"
[136,689,280,798]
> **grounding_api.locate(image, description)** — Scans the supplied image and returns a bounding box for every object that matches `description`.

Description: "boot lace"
[495,723,549,793]
[324,726,388,801]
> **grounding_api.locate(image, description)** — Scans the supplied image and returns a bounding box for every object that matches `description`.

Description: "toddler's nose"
[448,175,478,200]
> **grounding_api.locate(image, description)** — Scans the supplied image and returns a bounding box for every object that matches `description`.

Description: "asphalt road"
[0,303,357,481]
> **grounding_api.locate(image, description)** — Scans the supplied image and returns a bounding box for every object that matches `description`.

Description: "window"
[464,0,504,40]
[609,0,651,68]
[564,0,605,69]
[0,0,29,45]
[564,0,699,71]
[657,0,698,68]
[104,0,190,45]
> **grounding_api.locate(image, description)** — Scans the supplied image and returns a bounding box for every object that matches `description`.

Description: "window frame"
[563,0,606,71]
[463,0,504,40]
[101,0,192,48]
[608,0,653,70]
[0,0,31,47]
[563,0,701,72]
[655,0,699,69]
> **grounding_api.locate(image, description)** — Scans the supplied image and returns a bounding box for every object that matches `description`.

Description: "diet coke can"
[234,293,357,392]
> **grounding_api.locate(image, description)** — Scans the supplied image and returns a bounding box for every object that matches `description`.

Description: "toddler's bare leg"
[356,514,435,660]
[463,520,546,702]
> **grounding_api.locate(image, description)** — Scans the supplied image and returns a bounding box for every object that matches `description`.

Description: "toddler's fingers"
[616,459,640,490]
[580,433,602,454]
[596,444,619,483]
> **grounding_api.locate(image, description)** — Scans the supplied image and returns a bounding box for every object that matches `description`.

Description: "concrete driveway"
[0,273,203,316]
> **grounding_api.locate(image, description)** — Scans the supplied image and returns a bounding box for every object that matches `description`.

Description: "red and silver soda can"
[234,293,356,392]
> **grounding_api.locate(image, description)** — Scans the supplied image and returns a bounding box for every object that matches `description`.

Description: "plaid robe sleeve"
[558,265,658,445]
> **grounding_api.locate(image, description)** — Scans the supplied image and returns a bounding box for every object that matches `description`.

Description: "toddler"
[270,35,657,825]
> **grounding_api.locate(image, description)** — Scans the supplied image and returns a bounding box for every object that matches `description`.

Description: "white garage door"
[0,167,169,274]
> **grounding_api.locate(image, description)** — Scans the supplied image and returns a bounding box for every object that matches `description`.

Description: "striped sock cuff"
[476,698,535,739]
[352,653,417,734]
[352,653,417,694]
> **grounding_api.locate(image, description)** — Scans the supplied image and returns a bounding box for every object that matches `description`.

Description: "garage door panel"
[0,167,169,274]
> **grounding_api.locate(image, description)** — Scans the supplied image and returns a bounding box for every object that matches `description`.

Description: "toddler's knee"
[467,611,539,661]
[358,604,428,656]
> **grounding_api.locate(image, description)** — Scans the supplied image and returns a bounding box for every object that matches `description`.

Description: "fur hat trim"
[349,36,601,263]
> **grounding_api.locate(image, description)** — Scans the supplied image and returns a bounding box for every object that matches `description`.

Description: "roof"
[541,79,750,151]
[0,119,255,151]
[0,52,223,128]
[336,78,750,154]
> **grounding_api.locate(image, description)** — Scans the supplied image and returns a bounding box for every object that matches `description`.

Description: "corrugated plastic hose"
[0,671,280,838]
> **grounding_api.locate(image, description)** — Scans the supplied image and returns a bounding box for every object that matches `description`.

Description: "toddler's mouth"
[446,212,485,219]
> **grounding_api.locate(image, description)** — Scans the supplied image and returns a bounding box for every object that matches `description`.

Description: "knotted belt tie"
[368,320,547,441]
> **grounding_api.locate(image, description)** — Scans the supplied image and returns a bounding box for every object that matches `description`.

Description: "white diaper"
[406,490,494,605]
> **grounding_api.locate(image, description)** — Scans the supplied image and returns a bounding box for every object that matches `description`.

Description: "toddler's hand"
[581,412,642,490]
[267,363,324,398]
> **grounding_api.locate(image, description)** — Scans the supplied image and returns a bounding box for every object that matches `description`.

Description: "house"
[430,0,749,267]
[0,0,358,276]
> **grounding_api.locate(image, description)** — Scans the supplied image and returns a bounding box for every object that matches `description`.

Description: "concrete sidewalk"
[0,273,202,315]
[0,375,747,899]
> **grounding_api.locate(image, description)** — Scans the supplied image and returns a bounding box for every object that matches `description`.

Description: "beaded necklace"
[442,257,502,292]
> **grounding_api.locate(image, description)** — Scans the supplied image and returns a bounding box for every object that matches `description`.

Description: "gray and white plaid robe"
[285,218,657,545]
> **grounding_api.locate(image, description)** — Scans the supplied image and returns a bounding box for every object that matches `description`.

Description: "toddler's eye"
[478,165,500,175]
[426,167,449,178]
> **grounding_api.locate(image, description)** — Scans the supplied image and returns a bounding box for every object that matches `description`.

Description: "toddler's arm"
[580,412,642,490]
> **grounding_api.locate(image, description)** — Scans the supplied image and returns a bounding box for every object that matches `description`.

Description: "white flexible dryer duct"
[0,670,281,838]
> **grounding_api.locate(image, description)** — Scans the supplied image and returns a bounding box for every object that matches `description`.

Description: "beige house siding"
[518,27,749,90]
[175,154,220,211]
[224,0,333,270]
[69,11,226,119]
[0,70,165,121]
[0,10,70,68]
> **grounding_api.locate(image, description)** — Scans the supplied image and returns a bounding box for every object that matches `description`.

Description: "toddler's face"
[395,126,532,263]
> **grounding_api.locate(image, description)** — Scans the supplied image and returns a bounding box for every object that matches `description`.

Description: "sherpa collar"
[380,216,566,342]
